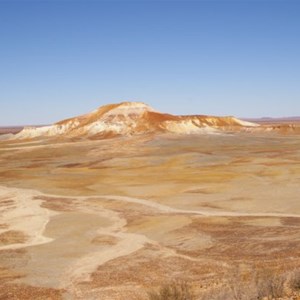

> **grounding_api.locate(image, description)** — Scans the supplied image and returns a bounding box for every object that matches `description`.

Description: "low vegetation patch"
[147,281,195,300]
[146,268,300,300]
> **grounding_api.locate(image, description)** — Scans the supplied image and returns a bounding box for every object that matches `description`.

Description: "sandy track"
[60,205,151,293]
[0,186,56,250]
[98,194,300,218]
[0,185,156,295]
[31,190,300,219]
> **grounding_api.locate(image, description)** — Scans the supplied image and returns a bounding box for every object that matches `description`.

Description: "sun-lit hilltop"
[14,101,259,139]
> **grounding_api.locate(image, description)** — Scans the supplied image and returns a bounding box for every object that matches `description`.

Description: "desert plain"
[0,125,300,299]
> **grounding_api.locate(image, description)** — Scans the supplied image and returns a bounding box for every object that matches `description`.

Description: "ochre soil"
[0,131,300,299]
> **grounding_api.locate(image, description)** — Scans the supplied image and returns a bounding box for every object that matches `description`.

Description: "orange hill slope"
[13,101,259,139]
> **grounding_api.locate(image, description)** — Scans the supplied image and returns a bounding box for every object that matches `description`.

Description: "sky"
[0,0,300,125]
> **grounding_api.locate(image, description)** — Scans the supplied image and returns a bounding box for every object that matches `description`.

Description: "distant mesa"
[245,116,300,124]
[9,101,261,140]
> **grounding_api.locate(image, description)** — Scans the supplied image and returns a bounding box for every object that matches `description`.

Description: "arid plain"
[0,110,300,299]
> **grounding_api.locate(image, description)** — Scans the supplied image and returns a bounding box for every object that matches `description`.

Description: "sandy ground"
[0,131,300,299]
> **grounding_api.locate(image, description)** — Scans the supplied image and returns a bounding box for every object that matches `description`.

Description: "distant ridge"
[243,117,300,124]
[10,101,260,140]
[0,126,24,135]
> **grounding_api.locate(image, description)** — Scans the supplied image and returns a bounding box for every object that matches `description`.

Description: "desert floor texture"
[0,131,300,299]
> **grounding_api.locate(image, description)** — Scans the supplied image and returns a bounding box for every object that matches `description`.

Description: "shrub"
[147,282,195,300]
[255,269,286,300]
[289,269,300,291]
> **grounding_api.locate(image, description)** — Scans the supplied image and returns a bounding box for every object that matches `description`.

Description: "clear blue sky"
[1,0,299,125]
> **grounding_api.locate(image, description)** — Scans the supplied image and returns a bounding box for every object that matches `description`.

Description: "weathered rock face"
[14,101,259,140]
